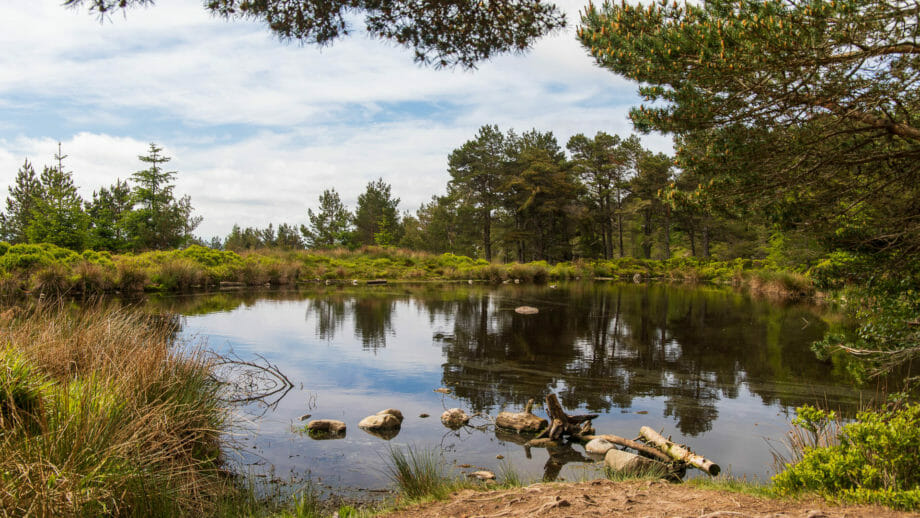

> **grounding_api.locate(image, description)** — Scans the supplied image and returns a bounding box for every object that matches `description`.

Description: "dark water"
[156,283,864,494]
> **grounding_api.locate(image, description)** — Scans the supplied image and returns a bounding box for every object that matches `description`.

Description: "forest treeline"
[1,127,761,266]
[225,126,770,265]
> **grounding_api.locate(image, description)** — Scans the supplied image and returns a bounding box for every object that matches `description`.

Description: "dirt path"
[382,480,916,518]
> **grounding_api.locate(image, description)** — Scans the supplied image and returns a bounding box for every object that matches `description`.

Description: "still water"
[154,283,863,494]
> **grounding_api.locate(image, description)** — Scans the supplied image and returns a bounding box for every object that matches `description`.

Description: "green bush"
[773,404,920,510]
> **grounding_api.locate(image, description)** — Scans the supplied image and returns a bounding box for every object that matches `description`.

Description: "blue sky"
[0,0,671,239]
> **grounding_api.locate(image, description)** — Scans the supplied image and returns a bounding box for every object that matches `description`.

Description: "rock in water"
[514,306,539,315]
[469,470,495,480]
[441,408,470,429]
[358,413,401,431]
[585,438,615,455]
[495,411,547,433]
[604,449,668,477]
[305,419,346,439]
[376,408,404,423]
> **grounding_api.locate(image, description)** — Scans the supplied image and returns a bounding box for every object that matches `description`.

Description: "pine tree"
[0,160,42,243]
[26,146,89,250]
[124,143,199,249]
[353,179,400,246]
[86,179,132,251]
[301,189,353,248]
[66,0,565,69]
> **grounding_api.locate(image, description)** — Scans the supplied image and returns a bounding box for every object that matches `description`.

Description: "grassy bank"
[0,242,813,300]
[0,304,236,516]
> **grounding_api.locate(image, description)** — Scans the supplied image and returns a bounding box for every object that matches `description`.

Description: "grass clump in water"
[385,445,458,501]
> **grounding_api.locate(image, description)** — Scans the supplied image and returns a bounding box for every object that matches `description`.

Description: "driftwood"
[639,426,721,476]
[496,398,548,433]
[579,434,672,463]
[544,393,598,440]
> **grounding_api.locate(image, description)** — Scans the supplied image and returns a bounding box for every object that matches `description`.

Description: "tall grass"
[384,445,455,501]
[0,304,231,516]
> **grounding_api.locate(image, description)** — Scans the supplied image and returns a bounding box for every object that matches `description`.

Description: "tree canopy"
[64,0,566,68]
[578,0,920,259]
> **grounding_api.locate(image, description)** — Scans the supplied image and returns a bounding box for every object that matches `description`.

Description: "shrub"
[31,263,73,295]
[773,403,920,510]
[73,261,114,293]
[154,258,207,291]
[0,244,53,271]
[115,260,149,292]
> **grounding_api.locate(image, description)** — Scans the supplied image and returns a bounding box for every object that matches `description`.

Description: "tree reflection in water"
[156,283,851,437]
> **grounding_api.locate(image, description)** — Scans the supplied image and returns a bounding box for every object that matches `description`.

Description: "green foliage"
[578,0,920,264]
[26,164,89,251]
[354,178,401,247]
[0,347,50,430]
[125,143,201,250]
[301,188,353,249]
[0,160,42,244]
[813,286,920,378]
[774,404,920,510]
[69,0,566,69]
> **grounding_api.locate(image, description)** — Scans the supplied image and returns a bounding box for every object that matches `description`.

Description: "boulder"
[376,408,404,423]
[495,411,547,433]
[359,413,401,431]
[604,449,668,477]
[585,438,615,455]
[514,306,539,315]
[305,419,346,439]
[441,408,470,429]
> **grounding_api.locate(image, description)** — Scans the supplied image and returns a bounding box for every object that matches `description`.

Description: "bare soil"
[382,480,916,518]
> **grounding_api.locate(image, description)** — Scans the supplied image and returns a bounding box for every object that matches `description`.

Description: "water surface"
[157,283,863,494]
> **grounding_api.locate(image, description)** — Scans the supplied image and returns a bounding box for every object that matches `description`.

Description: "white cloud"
[0,0,673,239]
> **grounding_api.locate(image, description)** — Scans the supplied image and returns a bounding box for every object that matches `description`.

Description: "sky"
[0,0,671,240]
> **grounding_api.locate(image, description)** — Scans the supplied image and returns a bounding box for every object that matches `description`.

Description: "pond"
[152,282,864,496]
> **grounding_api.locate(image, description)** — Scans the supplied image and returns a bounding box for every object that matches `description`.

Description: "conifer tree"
[301,189,353,248]
[0,160,42,243]
[26,145,89,250]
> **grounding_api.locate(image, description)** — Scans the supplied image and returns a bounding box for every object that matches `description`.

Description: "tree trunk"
[688,227,696,257]
[617,213,624,258]
[483,209,492,261]
[579,434,671,463]
[702,224,711,258]
[663,207,671,260]
[639,426,720,475]
[642,208,652,259]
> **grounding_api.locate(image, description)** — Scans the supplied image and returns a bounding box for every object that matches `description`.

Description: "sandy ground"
[381,480,917,518]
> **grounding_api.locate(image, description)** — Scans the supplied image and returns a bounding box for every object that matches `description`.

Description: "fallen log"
[496,398,548,433]
[639,426,720,476]
[579,434,672,464]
